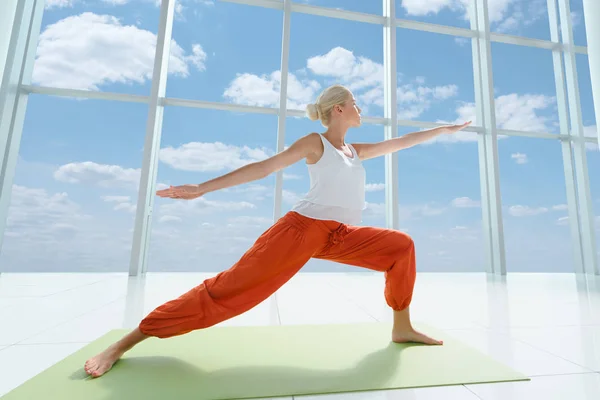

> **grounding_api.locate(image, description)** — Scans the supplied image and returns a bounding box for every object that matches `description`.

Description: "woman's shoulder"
[301,132,325,164]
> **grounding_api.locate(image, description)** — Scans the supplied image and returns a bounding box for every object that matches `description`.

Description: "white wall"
[0,0,19,82]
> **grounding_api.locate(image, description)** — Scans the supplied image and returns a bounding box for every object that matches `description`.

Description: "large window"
[1,0,597,275]
[0,96,147,271]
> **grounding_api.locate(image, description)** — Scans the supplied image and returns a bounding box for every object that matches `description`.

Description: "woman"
[84,84,471,378]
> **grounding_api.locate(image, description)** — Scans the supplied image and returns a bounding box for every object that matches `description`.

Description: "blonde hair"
[306,84,352,127]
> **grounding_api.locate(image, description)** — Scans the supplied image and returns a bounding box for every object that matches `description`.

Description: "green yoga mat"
[1,323,529,399]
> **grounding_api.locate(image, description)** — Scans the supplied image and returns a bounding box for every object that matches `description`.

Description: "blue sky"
[0,0,597,274]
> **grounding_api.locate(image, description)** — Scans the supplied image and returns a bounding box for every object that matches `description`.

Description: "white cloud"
[454,94,554,132]
[102,195,131,203]
[454,37,470,46]
[571,11,582,27]
[223,71,321,109]
[509,205,549,216]
[306,47,383,93]
[429,225,480,243]
[226,216,272,229]
[434,93,555,144]
[495,0,547,34]
[552,204,568,211]
[159,142,272,172]
[421,204,446,216]
[1,185,139,272]
[45,0,75,8]
[5,186,90,234]
[364,201,385,217]
[222,184,271,202]
[54,162,140,189]
[495,94,555,131]
[397,82,459,119]
[33,13,206,90]
[102,0,129,5]
[159,215,182,223]
[556,216,569,226]
[451,197,480,208]
[102,195,136,213]
[224,46,457,117]
[400,0,460,16]
[365,183,385,192]
[159,196,255,217]
[400,0,524,31]
[511,152,528,164]
[282,190,302,205]
[114,202,136,213]
[283,173,302,180]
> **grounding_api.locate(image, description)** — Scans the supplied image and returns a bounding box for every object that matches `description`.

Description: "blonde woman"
[84,84,471,378]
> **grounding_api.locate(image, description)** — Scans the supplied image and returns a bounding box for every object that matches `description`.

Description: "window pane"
[303,0,381,14]
[288,13,384,117]
[492,43,558,134]
[578,55,596,138]
[397,126,484,272]
[1,96,147,271]
[33,0,160,95]
[488,0,550,41]
[396,0,471,28]
[396,29,475,125]
[570,0,588,46]
[166,1,282,104]
[498,137,573,272]
[147,108,277,272]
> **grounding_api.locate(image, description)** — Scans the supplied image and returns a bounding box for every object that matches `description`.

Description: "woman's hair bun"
[306,103,320,121]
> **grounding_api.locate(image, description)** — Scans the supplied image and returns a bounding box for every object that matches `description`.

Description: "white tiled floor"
[0,272,599,399]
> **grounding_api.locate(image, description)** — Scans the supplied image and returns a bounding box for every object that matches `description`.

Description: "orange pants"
[139,211,416,338]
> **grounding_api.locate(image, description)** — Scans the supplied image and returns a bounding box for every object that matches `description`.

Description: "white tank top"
[291,134,366,225]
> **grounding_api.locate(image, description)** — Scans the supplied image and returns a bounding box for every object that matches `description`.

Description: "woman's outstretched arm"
[352,121,471,160]
[156,133,320,200]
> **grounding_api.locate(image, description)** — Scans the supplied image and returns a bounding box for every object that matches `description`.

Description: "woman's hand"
[156,184,205,200]
[444,121,472,134]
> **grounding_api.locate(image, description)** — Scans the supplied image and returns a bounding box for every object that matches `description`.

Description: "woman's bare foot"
[84,328,149,378]
[392,329,443,345]
[391,307,443,345]
[84,343,125,377]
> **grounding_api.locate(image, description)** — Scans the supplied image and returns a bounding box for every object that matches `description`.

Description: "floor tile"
[466,373,600,400]
[0,343,88,397]
[444,329,593,376]
[506,326,600,372]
